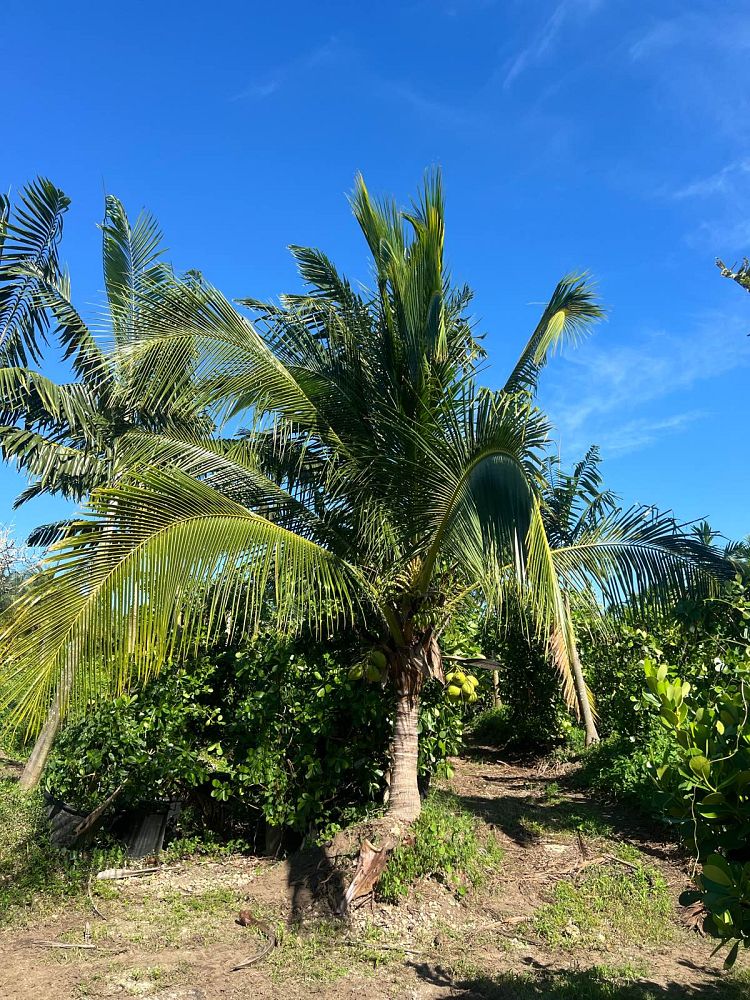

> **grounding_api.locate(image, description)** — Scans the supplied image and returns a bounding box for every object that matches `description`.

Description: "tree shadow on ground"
[455,747,677,859]
[408,961,749,999]
[285,844,347,923]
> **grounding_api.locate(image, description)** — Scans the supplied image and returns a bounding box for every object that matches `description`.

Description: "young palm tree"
[0,173,724,819]
[540,446,616,744]
[1,192,210,533]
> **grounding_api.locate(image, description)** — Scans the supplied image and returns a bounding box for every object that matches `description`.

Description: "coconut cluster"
[445,669,479,703]
[348,649,387,683]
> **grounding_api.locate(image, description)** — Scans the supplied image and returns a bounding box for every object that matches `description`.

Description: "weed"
[378,790,503,903]
[532,858,674,949]
[542,781,562,804]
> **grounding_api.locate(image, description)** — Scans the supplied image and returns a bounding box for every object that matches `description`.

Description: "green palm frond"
[101,195,171,346]
[552,504,732,613]
[0,178,70,366]
[0,469,368,730]
[503,273,603,394]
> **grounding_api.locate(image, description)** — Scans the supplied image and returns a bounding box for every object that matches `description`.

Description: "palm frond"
[0,469,368,731]
[0,178,70,365]
[552,504,733,614]
[503,274,603,394]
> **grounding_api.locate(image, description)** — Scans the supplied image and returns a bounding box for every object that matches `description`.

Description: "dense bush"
[45,630,466,846]
[579,580,750,739]
[644,656,750,965]
[466,619,569,750]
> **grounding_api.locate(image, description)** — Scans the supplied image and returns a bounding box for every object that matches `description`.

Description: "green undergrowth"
[0,778,124,924]
[454,965,750,999]
[378,790,503,903]
[531,850,673,950]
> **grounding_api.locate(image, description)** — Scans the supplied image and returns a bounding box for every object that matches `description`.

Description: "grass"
[531,856,674,950]
[0,778,126,924]
[378,789,503,903]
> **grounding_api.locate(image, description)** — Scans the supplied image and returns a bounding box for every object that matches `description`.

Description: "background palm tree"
[1,189,213,786]
[0,173,726,819]
[1,192,210,538]
[541,446,614,744]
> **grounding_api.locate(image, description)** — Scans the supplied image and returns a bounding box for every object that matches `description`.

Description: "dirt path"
[0,750,746,999]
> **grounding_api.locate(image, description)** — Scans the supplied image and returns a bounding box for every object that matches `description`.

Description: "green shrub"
[378,790,502,903]
[45,630,467,847]
[643,655,750,965]
[577,729,675,815]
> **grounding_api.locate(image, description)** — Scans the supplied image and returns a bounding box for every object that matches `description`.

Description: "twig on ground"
[342,941,431,957]
[30,941,98,950]
[96,866,159,880]
[231,911,277,971]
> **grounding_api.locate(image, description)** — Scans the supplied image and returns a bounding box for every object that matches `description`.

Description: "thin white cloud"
[231,37,340,102]
[586,411,704,456]
[373,79,481,129]
[503,0,604,89]
[673,160,750,200]
[540,309,750,458]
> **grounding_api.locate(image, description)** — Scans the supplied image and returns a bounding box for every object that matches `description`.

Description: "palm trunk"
[386,661,422,822]
[19,664,72,790]
[563,594,599,747]
[19,692,62,790]
[571,637,599,746]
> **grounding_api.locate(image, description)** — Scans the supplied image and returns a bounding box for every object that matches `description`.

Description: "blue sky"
[2,0,749,544]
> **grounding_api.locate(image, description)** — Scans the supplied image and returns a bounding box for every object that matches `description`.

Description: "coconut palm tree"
[1,191,213,786]
[540,446,614,744]
[1,192,210,534]
[0,173,725,819]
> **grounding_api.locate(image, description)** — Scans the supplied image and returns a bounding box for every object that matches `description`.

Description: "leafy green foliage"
[378,791,502,902]
[44,631,466,842]
[470,619,568,750]
[644,656,750,964]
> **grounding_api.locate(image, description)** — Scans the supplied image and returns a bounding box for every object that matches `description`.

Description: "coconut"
[369,649,387,670]
[348,664,363,681]
[447,684,462,699]
[365,662,383,682]
[467,675,479,687]
[461,681,474,697]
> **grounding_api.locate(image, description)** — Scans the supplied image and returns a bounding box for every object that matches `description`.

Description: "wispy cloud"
[540,309,750,458]
[231,37,340,102]
[503,0,604,89]
[673,160,750,200]
[584,411,704,456]
[372,79,482,129]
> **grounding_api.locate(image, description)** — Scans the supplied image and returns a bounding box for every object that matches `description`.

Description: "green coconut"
[348,664,364,681]
[369,649,387,670]
[366,662,383,682]
[447,684,462,699]
[461,681,474,697]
